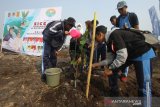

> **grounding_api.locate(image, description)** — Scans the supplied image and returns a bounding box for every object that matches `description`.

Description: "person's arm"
[108,32,128,70]
[49,22,62,33]
[131,13,139,30]
[49,22,64,37]
[108,48,128,70]
[92,52,115,67]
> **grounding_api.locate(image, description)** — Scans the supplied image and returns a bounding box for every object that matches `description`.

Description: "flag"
[149,6,160,38]
[159,0,160,12]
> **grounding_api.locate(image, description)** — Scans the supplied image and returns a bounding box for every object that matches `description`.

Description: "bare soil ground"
[0,45,160,107]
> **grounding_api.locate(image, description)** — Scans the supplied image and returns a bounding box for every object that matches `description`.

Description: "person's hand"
[77,57,82,64]
[92,63,99,68]
[88,44,92,48]
[103,68,113,78]
[55,51,59,56]
[65,31,70,35]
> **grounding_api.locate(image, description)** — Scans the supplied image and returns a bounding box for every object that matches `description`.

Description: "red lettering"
[34,22,47,26]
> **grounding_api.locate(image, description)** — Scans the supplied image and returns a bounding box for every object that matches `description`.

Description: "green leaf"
[70,60,77,65]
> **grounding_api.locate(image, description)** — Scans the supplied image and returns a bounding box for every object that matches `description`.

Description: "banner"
[2,7,62,56]
[149,6,160,38]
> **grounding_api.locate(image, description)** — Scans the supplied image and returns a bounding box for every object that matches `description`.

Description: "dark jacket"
[42,21,66,49]
[108,29,151,59]
[69,38,80,52]
[106,28,151,70]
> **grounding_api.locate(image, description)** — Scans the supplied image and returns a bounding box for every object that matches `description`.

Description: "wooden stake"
[86,12,97,98]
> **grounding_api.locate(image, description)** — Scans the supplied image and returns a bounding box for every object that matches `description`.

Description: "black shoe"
[41,74,46,83]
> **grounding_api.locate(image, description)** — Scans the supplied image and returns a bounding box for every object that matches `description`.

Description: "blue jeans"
[42,42,57,74]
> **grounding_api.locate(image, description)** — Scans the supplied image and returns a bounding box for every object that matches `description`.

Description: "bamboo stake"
[86,12,97,98]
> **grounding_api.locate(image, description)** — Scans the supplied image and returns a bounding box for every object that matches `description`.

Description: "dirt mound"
[0,45,160,107]
[0,51,102,107]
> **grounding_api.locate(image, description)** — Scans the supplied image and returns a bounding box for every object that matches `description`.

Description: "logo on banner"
[45,9,56,17]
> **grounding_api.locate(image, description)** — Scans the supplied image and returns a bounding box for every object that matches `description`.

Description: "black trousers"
[97,43,106,62]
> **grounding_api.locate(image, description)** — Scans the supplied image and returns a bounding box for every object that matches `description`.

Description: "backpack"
[42,20,64,41]
[42,21,55,36]
[128,13,137,28]
[126,28,159,51]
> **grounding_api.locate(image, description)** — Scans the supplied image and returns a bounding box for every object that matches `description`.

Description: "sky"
[0,0,159,39]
